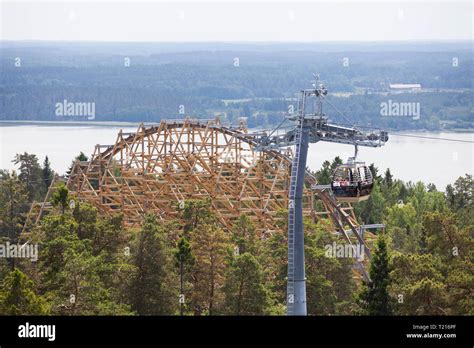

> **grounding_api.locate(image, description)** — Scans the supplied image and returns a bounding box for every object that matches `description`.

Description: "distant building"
[389,83,421,91]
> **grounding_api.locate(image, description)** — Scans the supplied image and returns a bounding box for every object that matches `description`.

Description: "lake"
[1,122,472,190]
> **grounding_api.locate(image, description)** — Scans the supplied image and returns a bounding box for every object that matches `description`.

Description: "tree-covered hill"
[1,42,473,130]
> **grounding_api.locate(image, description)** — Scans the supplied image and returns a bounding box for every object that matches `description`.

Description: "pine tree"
[174,236,194,315]
[390,253,448,315]
[189,222,229,315]
[383,168,393,188]
[12,152,42,201]
[129,214,176,315]
[0,171,28,242]
[42,156,54,193]
[66,152,88,178]
[357,234,392,315]
[315,157,343,184]
[304,220,356,315]
[51,184,69,215]
[223,253,271,315]
[357,183,386,224]
[0,268,49,315]
[230,214,258,255]
[182,199,213,233]
[39,212,133,315]
[260,210,288,306]
[445,174,472,210]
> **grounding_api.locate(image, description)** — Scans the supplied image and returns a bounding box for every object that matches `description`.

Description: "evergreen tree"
[42,156,54,192]
[174,236,194,315]
[0,171,28,242]
[189,222,229,315]
[390,253,448,315]
[0,268,49,315]
[223,253,271,315]
[305,220,356,315]
[445,174,472,210]
[230,214,258,255]
[12,152,42,201]
[182,199,213,233]
[383,168,393,188]
[129,214,176,315]
[262,229,287,306]
[368,163,381,185]
[357,183,385,224]
[51,184,69,215]
[357,235,392,315]
[39,212,133,315]
[315,157,343,184]
[66,152,88,177]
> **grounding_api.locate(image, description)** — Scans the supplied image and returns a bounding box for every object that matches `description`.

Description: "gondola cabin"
[331,160,373,203]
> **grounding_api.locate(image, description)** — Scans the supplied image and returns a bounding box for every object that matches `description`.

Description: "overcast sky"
[1,1,472,42]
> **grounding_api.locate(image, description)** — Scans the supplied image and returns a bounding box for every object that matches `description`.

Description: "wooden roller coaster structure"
[23,118,378,272]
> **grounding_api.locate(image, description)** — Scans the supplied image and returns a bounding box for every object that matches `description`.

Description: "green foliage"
[66,152,89,178]
[129,214,176,315]
[0,171,28,241]
[315,157,343,185]
[445,174,473,210]
[445,254,474,315]
[0,268,49,315]
[223,253,272,315]
[174,236,195,315]
[12,152,43,201]
[390,253,447,315]
[357,235,393,315]
[51,184,70,215]
[390,208,474,315]
[230,214,259,255]
[357,183,385,224]
[189,220,230,315]
[39,207,133,315]
[175,236,194,270]
[42,156,54,189]
[305,220,356,315]
[182,199,214,233]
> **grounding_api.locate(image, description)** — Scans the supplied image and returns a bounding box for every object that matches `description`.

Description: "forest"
[0,152,472,315]
[1,41,473,130]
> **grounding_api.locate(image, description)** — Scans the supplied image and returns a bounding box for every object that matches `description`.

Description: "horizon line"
[2,39,473,43]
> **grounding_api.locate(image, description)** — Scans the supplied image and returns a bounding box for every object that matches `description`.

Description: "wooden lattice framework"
[21,118,378,279]
[66,118,319,233]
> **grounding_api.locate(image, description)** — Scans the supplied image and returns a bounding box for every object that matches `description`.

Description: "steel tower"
[253,79,388,315]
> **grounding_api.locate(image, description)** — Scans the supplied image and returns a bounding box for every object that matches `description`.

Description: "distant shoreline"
[0,120,154,127]
[1,120,473,134]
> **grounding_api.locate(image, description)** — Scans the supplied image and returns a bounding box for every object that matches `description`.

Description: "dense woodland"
[1,42,473,130]
[0,152,472,315]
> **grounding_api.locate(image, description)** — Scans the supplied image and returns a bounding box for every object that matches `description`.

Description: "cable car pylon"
[287,109,309,315]
[251,77,389,315]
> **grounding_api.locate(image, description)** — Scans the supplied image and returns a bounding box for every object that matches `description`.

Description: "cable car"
[331,147,374,203]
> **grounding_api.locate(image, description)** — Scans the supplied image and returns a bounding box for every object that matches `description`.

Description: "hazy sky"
[1,1,472,42]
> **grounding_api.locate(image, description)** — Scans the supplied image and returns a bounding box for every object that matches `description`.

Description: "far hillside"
[1,41,473,130]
